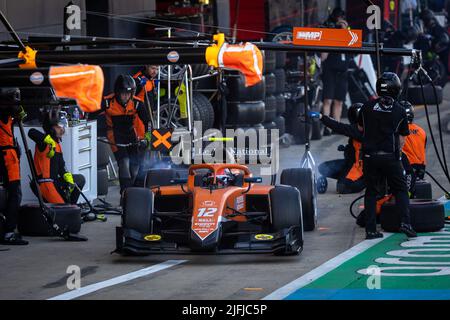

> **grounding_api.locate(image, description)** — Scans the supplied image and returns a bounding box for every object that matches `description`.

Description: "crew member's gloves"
[138,139,149,151]
[416,168,426,180]
[337,144,346,152]
[63,172,75,194]
[16,106,27,121]
[43,134,57,158]
[144,131,152,143]
[139,77,148,86]
[308,111,322,119]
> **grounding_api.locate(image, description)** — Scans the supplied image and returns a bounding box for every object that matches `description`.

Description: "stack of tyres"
[282,54,313,145]
[18,204,82,236]
[224,70,265,164]
[263,50,290,147]
[225,70,265,126]
[285,99,311,145]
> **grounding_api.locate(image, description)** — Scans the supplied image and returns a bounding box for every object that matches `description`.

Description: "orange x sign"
[152,129,172,151]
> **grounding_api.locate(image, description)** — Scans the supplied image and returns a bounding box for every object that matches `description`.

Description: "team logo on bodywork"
[144,234,162,241]
[201,200,216,207]
[254,234,274,241]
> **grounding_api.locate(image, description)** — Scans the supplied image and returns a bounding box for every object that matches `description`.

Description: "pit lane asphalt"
[1,96,449,300]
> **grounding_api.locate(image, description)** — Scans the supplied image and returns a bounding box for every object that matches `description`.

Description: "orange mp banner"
[293,27,362,48]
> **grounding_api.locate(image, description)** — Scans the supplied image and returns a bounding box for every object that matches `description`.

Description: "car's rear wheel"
[280,168,317,231]
[270,185,303,255]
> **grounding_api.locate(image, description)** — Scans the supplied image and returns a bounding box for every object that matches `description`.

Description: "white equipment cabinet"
[14,121,97,204]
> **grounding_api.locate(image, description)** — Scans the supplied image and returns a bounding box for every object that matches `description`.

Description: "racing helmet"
[399,100,414,123]
[0,88,20,106]
[376,72,401,99]
[43,107,69,137]
[347,103,363,124]
[114,74,136,106]
[0,88,21,115]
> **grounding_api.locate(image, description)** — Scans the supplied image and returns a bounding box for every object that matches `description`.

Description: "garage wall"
[0,0,156,41]
[0,0,86,41]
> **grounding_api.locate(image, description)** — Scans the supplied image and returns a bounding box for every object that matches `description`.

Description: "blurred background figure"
[321,8,351,135]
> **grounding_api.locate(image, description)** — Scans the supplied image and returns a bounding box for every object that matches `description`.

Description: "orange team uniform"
[104,93,146,153]
[402,123,427,167]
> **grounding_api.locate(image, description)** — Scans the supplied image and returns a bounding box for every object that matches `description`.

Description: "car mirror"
[170,178,188,185]
[244,177,262,183]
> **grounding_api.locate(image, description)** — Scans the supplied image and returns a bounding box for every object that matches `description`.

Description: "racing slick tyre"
[263,50,276,73]
[97,168,109,196]
[273,68,286,94]
[270,185,303,255]
[290,115,311,145]
[159,94,214,131]
[285,102,311,144]
[226,71,266,102]
[311,120,322,140]
[414,180,432,199]
[227,101,265,125]
[264,95,277,122]
[316,176,328,194]
[380,199,445,233]
[407,84,443,106]
[122,187,153,234]
[18,204,81,236]
[144,168,179,188]
[274,116,286,136]
[262,121,277,143]
[264,73,277,95]
[275,93,286,116]
[263,121,277,130]
[191,64,210,77]
[280,168,318,231]
[192,93,215,130]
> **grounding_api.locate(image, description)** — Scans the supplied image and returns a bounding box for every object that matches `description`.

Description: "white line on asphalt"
[263,234,392,300]
[48,260,187,300]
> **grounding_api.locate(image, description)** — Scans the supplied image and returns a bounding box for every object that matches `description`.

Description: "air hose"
[97,138,142,148]
[349,194,365,219]
[425,170,450,197]
[417,70,450,186]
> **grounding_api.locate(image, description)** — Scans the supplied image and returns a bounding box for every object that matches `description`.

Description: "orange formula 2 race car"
[115,163,317,256]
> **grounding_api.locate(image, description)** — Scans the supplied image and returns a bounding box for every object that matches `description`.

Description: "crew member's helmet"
[347,103,363,124]
[0,88,20,106]
[376,72,402,99]
[329,7,345,23]
[114,75,136,106]
[43,107,69,138]
[399,100,414,123]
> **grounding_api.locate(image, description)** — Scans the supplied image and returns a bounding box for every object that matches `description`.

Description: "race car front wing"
[114,225,303,255]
